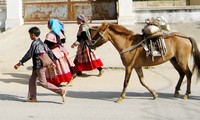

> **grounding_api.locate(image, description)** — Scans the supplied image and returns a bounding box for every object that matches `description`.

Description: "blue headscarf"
[48,18,64,36]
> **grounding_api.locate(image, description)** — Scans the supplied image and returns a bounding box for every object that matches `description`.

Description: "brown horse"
[90,22,200,103]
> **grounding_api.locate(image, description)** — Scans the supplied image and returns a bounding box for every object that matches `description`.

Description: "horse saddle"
[142,32,167,61]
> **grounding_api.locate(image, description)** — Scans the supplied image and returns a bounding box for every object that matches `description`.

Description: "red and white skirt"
[73,44,103,72]
[46,48,72,86]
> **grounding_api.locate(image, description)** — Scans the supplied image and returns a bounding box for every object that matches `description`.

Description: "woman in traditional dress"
[44,18,73,87]
[71,14,104,76]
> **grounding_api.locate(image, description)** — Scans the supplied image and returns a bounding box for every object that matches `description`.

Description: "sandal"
[97,69,104,77]
[72,73,77,79]
[76,71,82,76]
[61,90,66,102]
[66,81,73,87]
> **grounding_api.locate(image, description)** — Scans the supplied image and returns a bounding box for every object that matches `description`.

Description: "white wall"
[134,6,200,23]
[5,0,24,30]
[118,0,135,25]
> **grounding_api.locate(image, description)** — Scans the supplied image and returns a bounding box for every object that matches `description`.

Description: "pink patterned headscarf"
[77,14,88,23]
[76,14,91,42]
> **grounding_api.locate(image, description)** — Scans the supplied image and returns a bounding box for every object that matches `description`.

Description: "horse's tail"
[189,37,200,80]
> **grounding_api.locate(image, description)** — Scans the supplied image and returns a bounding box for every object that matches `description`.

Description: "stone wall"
[190,0,200,5]
[133,0,186,8]
[23,0,86,2]
[1,0,200,31]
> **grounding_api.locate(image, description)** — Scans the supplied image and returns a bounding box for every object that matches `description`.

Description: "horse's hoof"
[153,93,158,100]
[152,90,158,100]
[115,97,123,103]
[174,91,179,97]
[183,95,189,100]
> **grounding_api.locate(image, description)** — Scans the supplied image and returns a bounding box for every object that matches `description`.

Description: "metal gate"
[23,0,117,22]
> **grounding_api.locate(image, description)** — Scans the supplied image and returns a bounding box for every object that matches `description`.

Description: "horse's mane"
[106,23,134,36]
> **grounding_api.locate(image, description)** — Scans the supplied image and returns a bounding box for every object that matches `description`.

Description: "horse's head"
[89,22,110,48]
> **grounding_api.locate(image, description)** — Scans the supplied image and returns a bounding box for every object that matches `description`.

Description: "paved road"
[0,21,200,120]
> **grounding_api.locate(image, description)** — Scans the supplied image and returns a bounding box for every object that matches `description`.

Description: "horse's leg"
[183,66,192,99]
[116,67,132,103]
[170,58,185,97]
[175,58,192,99]
[135,67,158,99]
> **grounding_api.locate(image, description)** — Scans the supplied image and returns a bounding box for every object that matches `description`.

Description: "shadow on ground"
[0,91,199,104]
[0,93,64,104]
[67,91,200,102]
[0,73,29,84]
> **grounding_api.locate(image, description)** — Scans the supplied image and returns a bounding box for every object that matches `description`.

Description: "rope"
[119,36,151,54]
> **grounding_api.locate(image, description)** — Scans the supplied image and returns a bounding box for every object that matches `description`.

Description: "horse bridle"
[90,25,110,46]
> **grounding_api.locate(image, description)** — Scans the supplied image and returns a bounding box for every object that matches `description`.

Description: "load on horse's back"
[142,16,171,61]
[90,21,200,103]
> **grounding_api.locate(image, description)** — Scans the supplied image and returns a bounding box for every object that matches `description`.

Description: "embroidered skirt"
[73,44,103,72]
[46,48,72,86]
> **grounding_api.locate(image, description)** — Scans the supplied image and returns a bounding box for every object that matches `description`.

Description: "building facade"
[1,0,200,31]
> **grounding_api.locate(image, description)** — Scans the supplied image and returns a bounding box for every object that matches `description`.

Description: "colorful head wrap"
[48,18,64,36]
[77,14,88,23]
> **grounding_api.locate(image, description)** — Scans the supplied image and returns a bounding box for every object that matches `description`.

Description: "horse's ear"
[102,22,110,25]
[101,22,107,26]
[90,26,98,37]
[90,26,98,30]
[101,22,110,30]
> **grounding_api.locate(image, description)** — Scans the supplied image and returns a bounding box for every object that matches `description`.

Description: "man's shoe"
[25,98,37,102]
